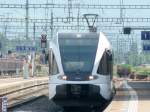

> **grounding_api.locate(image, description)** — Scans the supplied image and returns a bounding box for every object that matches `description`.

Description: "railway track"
[0,78,48,109]
[7,83,48,108]
[9,80,150,112]
[8,78,123,112]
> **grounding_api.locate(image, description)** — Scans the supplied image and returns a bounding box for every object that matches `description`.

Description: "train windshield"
[59,34,98,75]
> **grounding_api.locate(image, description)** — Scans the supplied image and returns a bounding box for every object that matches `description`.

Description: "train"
[48,32,115,112]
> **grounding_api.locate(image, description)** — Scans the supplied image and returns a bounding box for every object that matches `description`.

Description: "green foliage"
[116,64,150,76]
[132,66,150,76]
[120,64,132,69]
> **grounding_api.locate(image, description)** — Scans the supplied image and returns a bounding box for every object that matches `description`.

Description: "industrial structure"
[0,0,150,64]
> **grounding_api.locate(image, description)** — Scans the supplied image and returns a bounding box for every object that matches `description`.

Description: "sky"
[0,0,150,52]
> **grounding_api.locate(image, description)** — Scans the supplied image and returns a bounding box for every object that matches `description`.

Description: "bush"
[117,64,132,77]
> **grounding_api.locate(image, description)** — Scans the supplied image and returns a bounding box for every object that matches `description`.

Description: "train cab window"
[97,50,113,75]
[49,50,59,75]
[59,36,98,75]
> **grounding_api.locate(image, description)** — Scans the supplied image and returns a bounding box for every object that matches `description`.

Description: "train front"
[49,33,115,111]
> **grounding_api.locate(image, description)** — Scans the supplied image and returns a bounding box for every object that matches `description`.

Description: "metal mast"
[25,0,29,40]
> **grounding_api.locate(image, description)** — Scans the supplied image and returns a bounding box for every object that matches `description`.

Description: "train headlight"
[62,75,67,80]
[89,75,94,80]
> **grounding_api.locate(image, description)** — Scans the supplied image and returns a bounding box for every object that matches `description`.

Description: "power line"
[1,4,150,9]
[1,17,150,23]
[1,25,150,30]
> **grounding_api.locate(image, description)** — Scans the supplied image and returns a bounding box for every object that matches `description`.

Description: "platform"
[104,81,150,112]
[0,77,48,87]
[0,77,49,108]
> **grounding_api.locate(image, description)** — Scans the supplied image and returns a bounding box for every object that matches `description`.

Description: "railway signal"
[123,27,131,34]
[41,34,47,48]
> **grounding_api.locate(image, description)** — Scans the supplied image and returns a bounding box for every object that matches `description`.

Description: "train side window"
[49,50,59,75]
[106,50,113,76]
[97,50,113,75]
[97,51,107,75]
[49,50,52,75]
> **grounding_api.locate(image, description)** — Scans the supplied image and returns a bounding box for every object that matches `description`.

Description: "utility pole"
[68,0,72,23]
[3,25,7,54]
[3,13,11,54]
[50,0,54,39]
[44,0,49,34]
[23,0,29,79]
[31,22,36,77]
[25,0,29,40]
[77,3,80,32]
[117,36,119,64]
[33,22,35,41]
[120,0,124,27]
[50,11,53,39]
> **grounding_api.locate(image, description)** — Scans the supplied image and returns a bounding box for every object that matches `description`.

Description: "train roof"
[49,32,111,49]
[57,32,99,38]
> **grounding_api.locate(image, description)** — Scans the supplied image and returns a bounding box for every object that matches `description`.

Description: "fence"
[0,58,23,77]
[35,64,49,76]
